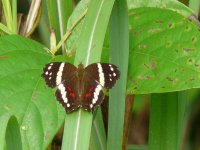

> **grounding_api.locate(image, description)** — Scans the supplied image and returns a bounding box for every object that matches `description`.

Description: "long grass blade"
[108,0,129,149]
[2,0,13,31]
[149,92,187,150]
[62,0,115,149]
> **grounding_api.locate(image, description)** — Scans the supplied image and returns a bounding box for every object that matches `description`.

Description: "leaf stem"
[51,9,88,55]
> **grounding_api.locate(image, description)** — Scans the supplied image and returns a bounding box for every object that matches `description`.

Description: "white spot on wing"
[48,66,52,70]
[113,73,116,77]
[90,104,93,108]
[58,83,68,103]
[50,63,53,66]
[92,85,102,104]
[97,63,105,86]
[56,63,65,85]
[110,67,114,71]
[45,71,48,75]
[67,103,70,107]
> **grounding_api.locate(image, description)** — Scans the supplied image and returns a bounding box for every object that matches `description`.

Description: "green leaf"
[6,115,22,150]
[46,0,61,44]
[0,113,22,150]
[66,0,90,51]
[0,35,65,150]
[149,92,187,150]
[107,0,129,149]
[127,0,193,17]
[62,0,115,149]
[127,7,200,94]
[89,109,106,150]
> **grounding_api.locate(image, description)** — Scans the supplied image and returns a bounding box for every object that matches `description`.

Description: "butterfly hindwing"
[81,76,105,112]
[85,63,120,89]
[55,77,80,113]
[41,62,77,88]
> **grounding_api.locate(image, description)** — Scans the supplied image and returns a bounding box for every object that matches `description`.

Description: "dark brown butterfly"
[41,62,120,113]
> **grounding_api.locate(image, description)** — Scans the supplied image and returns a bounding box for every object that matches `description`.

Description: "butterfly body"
[42,62,120,113]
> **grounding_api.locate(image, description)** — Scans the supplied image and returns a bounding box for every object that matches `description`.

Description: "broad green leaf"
[0,35,65,150]
[127,0,193,17]
[127,7,200,94]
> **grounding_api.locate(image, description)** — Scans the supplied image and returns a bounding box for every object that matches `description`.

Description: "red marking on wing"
[85,93,91,98]
[69,92,76,98]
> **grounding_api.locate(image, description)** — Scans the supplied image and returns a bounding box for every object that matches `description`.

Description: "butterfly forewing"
[42,62,77,88]
[85,63,120,89]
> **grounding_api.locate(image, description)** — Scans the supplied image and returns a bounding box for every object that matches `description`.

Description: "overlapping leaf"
[0,35,65,149]
[127,7,200,94]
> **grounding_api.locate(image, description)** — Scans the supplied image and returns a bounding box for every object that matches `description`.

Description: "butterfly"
[41,62,120,113]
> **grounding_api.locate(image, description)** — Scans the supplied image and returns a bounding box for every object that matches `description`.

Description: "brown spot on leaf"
[174,68,177,73]
[0,55,9,60]
[189,77,195,81]
[191,36,197,43]
[177,20,184,26]
[185,25,191,31]
[195,64,200,69]
[45,131,50,140]
[32,91,38,100]
[128,76,138,85]
[188,58,194,65]
[155,20,164,24]
[138,44,147,49]
[148,28,162,33]
[4,104,10,110]
[183,47,194,54]
[166,77,178,84]
[138,75,153,80]
[175,49,179,53]
[143,60,157,69]
[166,41,172,48]
[182,68,185,73]
[130,28,144,35]
[166,77,173,82]
[168,23,174,29]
